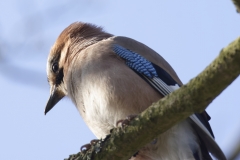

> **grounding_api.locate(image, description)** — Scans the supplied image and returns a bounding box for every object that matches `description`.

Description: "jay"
[45,22,226,160]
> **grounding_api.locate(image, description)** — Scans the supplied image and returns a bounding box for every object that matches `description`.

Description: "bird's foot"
[80,139,99,152]
[116,115,137,127]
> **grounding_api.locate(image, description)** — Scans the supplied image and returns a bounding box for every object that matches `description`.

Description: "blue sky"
[0,1,239,159]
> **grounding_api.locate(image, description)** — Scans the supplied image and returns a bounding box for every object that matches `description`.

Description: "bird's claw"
[90,139,99,145]
[80,139,99,152]
[80,144,91,152]
[116,115,137,127]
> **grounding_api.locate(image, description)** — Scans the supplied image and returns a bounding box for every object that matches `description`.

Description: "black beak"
[45,85,65,115]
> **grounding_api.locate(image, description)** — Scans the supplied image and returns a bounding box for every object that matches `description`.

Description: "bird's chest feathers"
[80,74,130,126]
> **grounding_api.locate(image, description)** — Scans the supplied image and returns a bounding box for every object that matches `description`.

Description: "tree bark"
[65,2,240,160]
[64,36,240,160]
[232,0,240,13]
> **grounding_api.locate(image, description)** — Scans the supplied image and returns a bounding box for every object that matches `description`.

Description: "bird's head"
[45,22,112,115]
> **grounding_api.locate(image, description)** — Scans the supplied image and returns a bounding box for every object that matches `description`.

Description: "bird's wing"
[111,37,226,160]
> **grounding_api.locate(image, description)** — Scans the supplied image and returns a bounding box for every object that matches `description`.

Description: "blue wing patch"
[112,44,177,86]
[113,45,158,78]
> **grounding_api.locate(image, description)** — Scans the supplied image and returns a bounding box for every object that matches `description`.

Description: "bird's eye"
[52,63,59,73]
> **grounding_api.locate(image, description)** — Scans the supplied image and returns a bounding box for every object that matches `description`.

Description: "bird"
[45,22,226,160]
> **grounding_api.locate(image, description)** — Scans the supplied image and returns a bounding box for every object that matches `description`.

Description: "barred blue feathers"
[113,45,158,78]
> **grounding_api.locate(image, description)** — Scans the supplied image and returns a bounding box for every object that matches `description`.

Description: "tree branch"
[232,0,240,13]
[64,36,240,160]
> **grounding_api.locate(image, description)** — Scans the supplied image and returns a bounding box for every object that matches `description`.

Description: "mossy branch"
[232,0,240,13]
[64,35,240,160]
[63,1,240,159]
